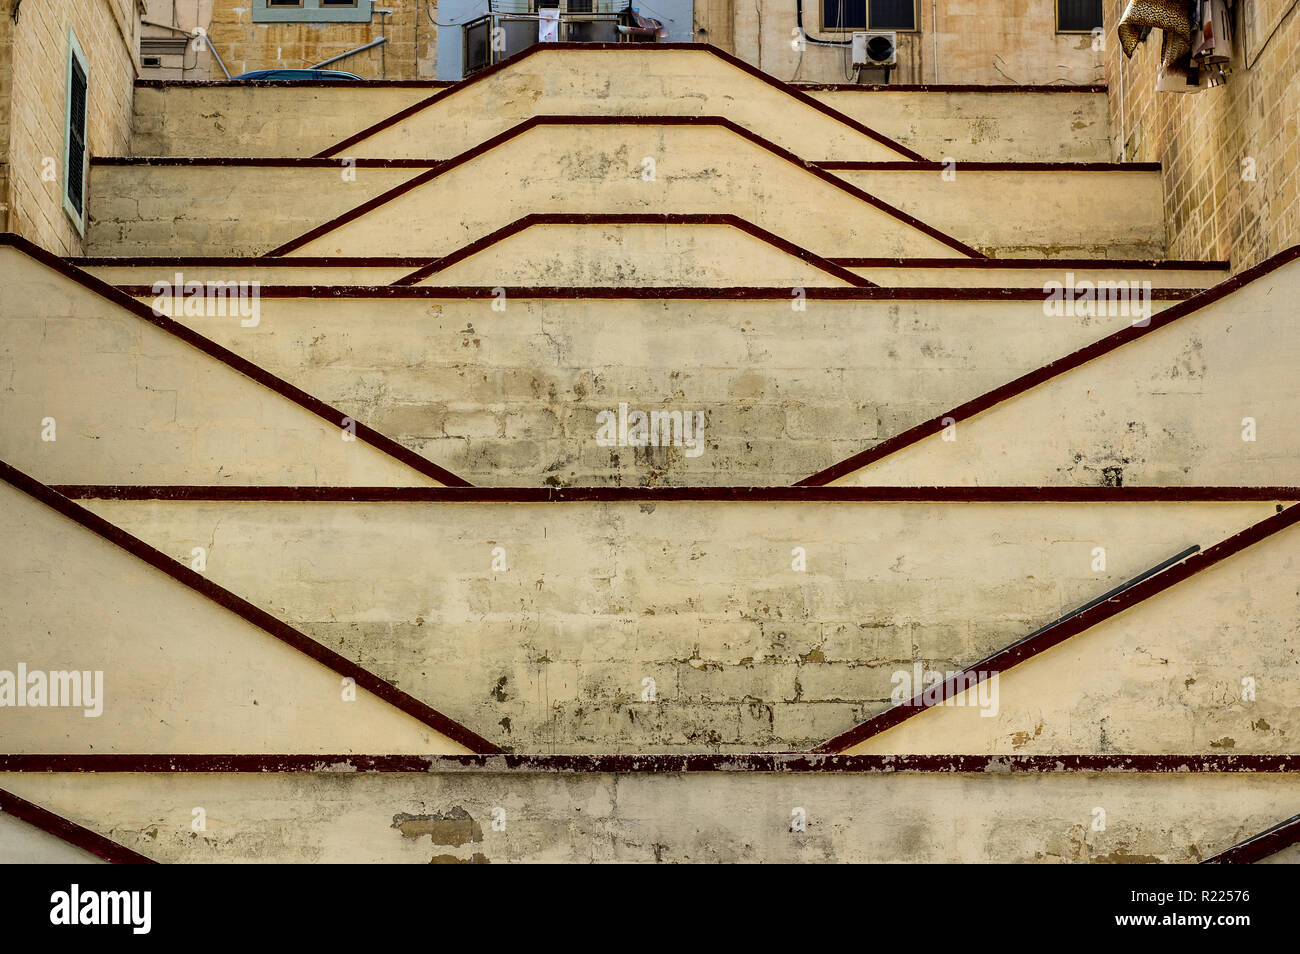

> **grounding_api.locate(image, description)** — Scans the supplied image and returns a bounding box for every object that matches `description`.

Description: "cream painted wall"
[414,222,859,287]
[833,257,1300,487]
[89,130,1165,260]
[0,811,106,863]
[804,87,1111,162]
[0,246,443,487]
[93,124,971,258]
[0,480,472,755]
[131,81,1113,162]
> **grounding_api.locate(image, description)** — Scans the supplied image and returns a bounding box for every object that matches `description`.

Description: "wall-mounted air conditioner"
[852,31,898,68]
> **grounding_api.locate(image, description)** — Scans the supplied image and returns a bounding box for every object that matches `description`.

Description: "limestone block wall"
[733,0,1106,86]
[1106,0,1300,271]
[83,497,1281,751]
[86,161,413,256]
[2,0,139,256]
[155,293,1170,486]
[141,0,436,81]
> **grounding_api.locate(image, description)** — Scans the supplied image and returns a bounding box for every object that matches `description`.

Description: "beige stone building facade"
[1,0,1299,865]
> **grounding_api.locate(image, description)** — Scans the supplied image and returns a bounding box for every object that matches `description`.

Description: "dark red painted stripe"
[73,255,1232,271]
[0,787,157,864]
[92,156,441,168]
[270,114,976,258]
[793,83,1108,93]
[829,257,1229,270]
[119,285,1195,301]
[798,243,1300,485]
[0,754,1294,773]
[135,79,454,88]
[0,232,470,487]
[74,255,438,267]
[1202,813,1300,864]
[314,42,925,161]
[391,212,873,287]
[48,486,1300,503]
[0,459,502,755]
[817,160,1162,172]
[814,502,1300,753]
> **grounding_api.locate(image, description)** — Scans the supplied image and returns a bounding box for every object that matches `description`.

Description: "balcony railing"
[462,3,661,76]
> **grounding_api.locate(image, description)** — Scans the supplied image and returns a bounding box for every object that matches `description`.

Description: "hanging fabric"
[1118,0,1236,92]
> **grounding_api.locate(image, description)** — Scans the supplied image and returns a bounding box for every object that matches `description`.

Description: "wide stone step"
[86,124,1165,259]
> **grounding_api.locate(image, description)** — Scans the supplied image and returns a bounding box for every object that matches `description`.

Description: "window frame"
[253,0,373,23]
[62,28,90,237]
[1055,0,1105,34]
[819,0,920,35]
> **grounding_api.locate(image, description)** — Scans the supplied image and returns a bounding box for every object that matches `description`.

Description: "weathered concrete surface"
[0,479,471,755]
[4,769,1296,863]
[84,499,1281,752]
[132,81,1112,163]
[846,516,1300,755]
[833,255,1300,487]
[0,809,106,864]
[152,294,1167,487]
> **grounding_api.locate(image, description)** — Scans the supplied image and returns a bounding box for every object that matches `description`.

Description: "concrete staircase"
[2,43,1297,864]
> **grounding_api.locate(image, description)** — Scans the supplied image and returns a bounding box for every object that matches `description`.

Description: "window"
[253,0,372,23]
[867,0,916,29]
[822,0,917,32]
[1057,0,1103,32]
[63,29,89,235]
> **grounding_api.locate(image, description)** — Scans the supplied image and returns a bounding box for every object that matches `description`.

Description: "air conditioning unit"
[852,31,897,68]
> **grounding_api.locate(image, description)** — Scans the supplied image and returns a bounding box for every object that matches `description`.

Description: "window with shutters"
[821,0,918,32]
[253,0,373,22]
[1057,0,1104,32]
[63,30,89,236]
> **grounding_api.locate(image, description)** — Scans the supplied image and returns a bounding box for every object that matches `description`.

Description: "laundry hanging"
[1117,0,1235,92]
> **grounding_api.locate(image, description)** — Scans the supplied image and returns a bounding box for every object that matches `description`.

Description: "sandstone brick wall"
[1106,0,1300,270]
[150,0,436,80]
[159,0,1098,85]
[0,11,12,234]
[732,0,1106,86]
[1,0,139,255]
